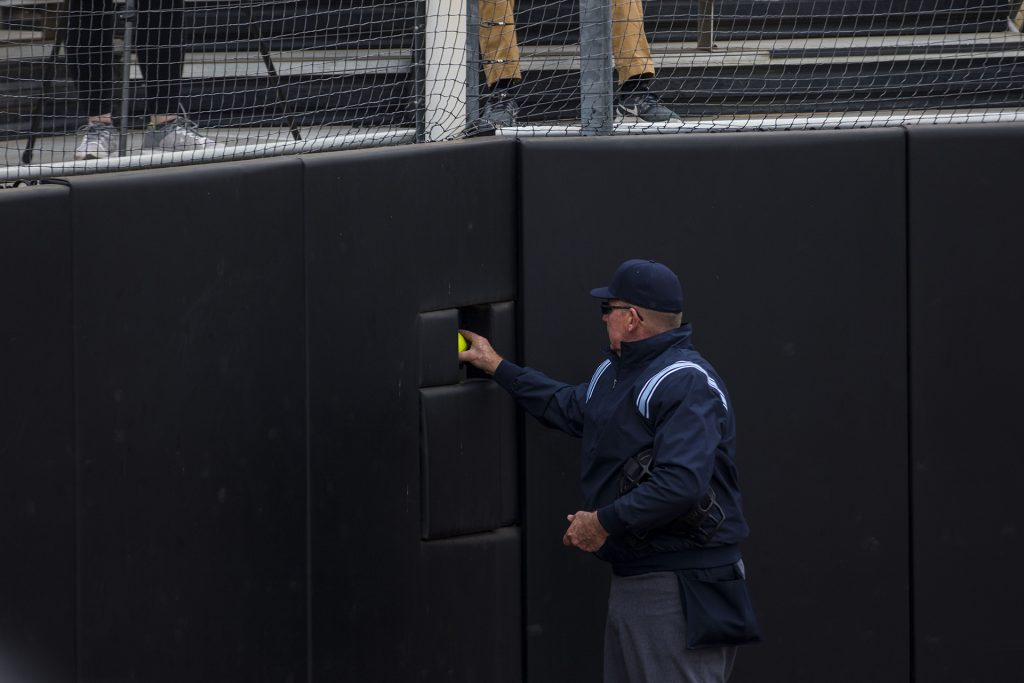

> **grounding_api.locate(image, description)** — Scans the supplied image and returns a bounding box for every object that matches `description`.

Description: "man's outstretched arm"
[458,328,587,437]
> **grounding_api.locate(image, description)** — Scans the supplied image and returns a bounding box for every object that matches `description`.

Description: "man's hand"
[562,510,608,552]
[458,329,504,375]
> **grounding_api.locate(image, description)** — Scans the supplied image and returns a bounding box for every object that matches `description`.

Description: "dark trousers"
[64,0,186,117]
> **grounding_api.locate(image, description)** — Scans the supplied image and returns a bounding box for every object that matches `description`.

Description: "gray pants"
[604,571,737,683]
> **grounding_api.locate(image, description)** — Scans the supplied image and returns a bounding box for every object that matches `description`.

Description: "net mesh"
[2,0,1023,178]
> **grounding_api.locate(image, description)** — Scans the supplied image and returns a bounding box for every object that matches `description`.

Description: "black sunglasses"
[600,302,643,321]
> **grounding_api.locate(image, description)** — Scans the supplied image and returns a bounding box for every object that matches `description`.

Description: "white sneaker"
[74,122,118,160]
[142,116,221,152]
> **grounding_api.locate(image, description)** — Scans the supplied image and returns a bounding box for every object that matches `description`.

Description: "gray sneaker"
[480,88,519,128]
[616,90,680,123]
[142,116,220,152]
[74,122,118,160]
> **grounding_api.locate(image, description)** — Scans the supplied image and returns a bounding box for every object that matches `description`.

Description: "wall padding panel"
[518,129,909,683]
[0,185,75,683]
[461,301,517,381]
[419,310,462,387]
[303,139,520,681]
[420,528,522,683]
[70,158,308,683]
[420,380,517,538]
[908,123,1024,683]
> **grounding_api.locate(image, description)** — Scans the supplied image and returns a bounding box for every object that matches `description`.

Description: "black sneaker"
[616,84,680,123]
[480,85,519,128]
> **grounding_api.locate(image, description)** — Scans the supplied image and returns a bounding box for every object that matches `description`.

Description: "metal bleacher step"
[3,25,1023,75]
[2,0,1019,46]
[33,29,1017,78]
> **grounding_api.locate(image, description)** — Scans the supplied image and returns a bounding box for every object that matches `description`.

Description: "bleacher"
[511,0,1024,121]
[1,0,1022,141]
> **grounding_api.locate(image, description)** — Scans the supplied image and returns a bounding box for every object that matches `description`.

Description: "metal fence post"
[424,0,469,140]
[466,0,480,122]
[579,0,613,135]
[119,0,138,156]
[697,0,715,50]
[414,0,426,142]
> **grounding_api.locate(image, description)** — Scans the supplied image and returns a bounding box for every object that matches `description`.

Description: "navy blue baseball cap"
[590,259,684,313]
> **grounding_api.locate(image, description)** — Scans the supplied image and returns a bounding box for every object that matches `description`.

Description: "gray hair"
[637,307,683,333]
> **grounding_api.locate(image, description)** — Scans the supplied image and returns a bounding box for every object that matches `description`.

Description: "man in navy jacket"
[460,259,759,683]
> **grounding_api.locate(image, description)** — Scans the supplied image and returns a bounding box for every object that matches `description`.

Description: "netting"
[2,0,1023,180]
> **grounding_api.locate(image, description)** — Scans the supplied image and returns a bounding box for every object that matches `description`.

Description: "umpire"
[459,259,760,683]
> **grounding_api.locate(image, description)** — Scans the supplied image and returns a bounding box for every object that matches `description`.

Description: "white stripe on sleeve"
[586,360,612,403]
[636,361,728,418]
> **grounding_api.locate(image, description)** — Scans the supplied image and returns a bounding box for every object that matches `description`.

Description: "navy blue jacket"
[493,323,750,574]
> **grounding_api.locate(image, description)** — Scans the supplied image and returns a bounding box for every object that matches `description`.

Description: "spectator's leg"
[64,0,117,119]
[478,0,522,87]
[135,0,186,120]
[136,0,218,151]
[611,0,676,122]
[611,0,654,85]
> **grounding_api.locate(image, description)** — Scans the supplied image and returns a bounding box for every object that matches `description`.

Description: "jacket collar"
[609,323,694,369]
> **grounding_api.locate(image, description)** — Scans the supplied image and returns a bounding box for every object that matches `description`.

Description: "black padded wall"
[303,139,521,682]
[69,158,309,682]
[420,380,517,538]
[6,124,1024,683]
[0,186,75,683]
[908,123,1024,683]
[518,130,910,683]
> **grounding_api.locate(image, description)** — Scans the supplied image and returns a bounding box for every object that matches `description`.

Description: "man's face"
[601,299,637,353]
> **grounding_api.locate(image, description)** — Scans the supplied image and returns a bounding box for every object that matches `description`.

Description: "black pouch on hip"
[675,562,762,649]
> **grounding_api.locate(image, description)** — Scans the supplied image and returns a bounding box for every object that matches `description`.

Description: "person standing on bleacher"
[66,0,220,160]
[476,0,681,126]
